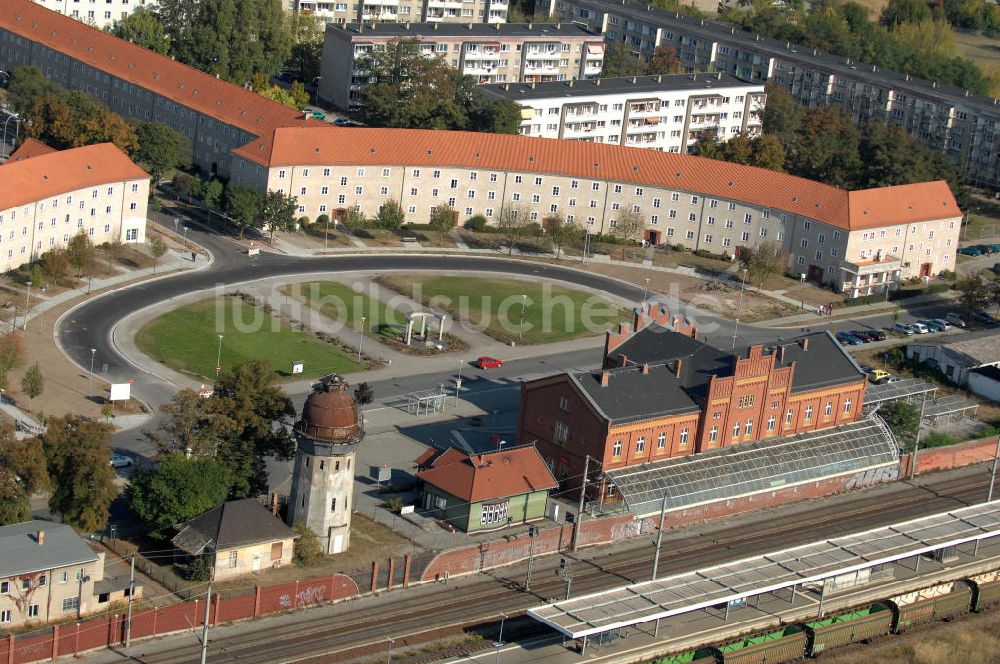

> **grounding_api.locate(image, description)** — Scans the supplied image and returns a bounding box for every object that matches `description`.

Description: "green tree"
[287,11,324,83]
[376,199,405,243]
[20,90,138,154]
[600,41,640,77]
[879,400,920,450]
[0,332,25,392]
[429,205,458,244]
[880,0,931,27]
[172,172,195,203]
[761,85,804,142]
[749,133,787,171]
[957,273,992,315]
[41,416,118,532]
[39,247,70,285]
[250,73,310,109]
[149,236,168,274]
[546,214,582,260]
[6,66,59,115]
[128,455,231,539]
[66,231,95,277]
[202,179,224,222]
[340,207,367,235]
[224,183,262,239]
[107,7,170,54]
[0,424,48,526]
[156,359,295,497]
[260,189,299,241]
[19,363,43,410]
[353,382,374,409]
[132,121,192,185]
[292,522,322,565]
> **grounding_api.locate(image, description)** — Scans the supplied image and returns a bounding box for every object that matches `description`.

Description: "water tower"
[286,376,364,554]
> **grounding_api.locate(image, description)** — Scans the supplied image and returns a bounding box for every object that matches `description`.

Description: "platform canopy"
[864,377,936,406]
[923,394,979,421]
[605,417,898,517]
[528,501,1000,639]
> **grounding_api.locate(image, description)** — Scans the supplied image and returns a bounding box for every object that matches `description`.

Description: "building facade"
[547,0,1000,189]
[230,126,961,286]
[0,142,148,272]
[292,0,508,24]
[517,305,868,490]
[479,72,765,152]
[318,22,604,109]
[0,522,105,627]
[30,0,151,28]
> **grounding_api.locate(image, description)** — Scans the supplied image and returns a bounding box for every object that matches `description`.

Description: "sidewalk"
[759,291,957,328]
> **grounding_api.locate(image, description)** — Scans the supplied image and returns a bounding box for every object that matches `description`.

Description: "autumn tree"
[41,416,118,532]
[340,207,367,235]
[128,454,231,539]
[0,424,48,526]
[600,41,640,78]
[39,247,70,285]
[429,205,458,244]
[67,232,95,277]
[957,273,992,316]
[546,214,583,260]
[172,172,195,203]
[0,332,25,391]
[19,363,43,410]
[149,236,168,274]
[611,209,645,258]
[293,522,322,565]
[250,73,310,110]
[497,205,532,256]
[644,46,681,75]
[742,240,786,288]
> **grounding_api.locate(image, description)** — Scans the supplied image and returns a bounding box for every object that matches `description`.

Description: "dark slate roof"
[479,72,753,101]
[570,364,700,424]
[171,498,298,555]
[971,364,1000,382]
[0,520,99,578]
[778,330,867,393]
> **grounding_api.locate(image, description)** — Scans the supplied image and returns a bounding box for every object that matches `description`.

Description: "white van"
[945,312,967,328]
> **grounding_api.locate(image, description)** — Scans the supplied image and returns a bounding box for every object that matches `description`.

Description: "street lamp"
[641,277,651,308]
[493,612,508,664]
[455,359,464,404]
[2,112,20,154]
[215,334,224,377]
[731,268,747,350]
[88,348,97,398]
[22,280,31,331]
[358,315,367,361]
[385,637,395,664]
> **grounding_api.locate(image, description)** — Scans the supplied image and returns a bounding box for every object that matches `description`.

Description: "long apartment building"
[0,140,148,271]
[229,125,960,292]
[318,21,605,110]
[290,0,508,24]
[479,72,765,152]
[547,0,1000,190]
[29,0,150,28]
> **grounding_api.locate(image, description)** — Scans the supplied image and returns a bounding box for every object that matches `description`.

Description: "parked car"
[868,369,891,383]
[987,244,1000,253]
[959,246,983,256]
[945,312,967,327]
[930,319,951,331]
[972,311,999,326]
[859,365,874,374]
[836,332,865,345]
[867,329,887,341]
[976,244,998,254]
[880,376,902,384]
[851,330,875,343]
[109,453,134,468]
[333,117,351,126]
[910,322,930,334]
[475,356,503,369]
[917,319,945,333]
[893,322,915,335]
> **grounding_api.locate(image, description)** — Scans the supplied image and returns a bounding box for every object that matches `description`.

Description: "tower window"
[319,460,325,470]
[335,461,341,472]
[330,497,337,511]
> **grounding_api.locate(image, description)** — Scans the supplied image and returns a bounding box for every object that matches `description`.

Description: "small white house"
[969,366,1000,403]
[906,330,1000,387]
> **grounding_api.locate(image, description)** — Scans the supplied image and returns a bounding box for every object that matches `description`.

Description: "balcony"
[840,255,902,278]
[427,0,462,7]
[524,64,560,75]
[464,46,501,59]
[463,63,499,75]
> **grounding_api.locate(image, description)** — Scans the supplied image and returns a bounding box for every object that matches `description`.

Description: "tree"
[496,205,531,256]
[172,172,195,203]
[761,85,804,143]
[67,231,95,277]
[376,200,405,243]
[957,273,992,316]
[428,205,458,244]
[260,189,299,241]
[224,183,262,239]
[250,73,310,109]
[353,382,374,410]
[20,89,138,154]
[547,214,583,260]
[149,236,168,274]
[202,179,224,222]
[133,121,192,185]
[0,424,48,526]
[156,359,295,497]
[39,247,70,285]
[0,332,25,391]
[19,363,43,410]
[107,7,170,54]
[600,41,640,78]
[611,209,645,258]
[742,240,786,287]
[6,67,59,115]
[340,207,367,235]
[128,454,231,539]
[292,522,322,565]
[879,400,920,450]
[880,0,931,27]
[644,46,681,75]
[41,416,118,532]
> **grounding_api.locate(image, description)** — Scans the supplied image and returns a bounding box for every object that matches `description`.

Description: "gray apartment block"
[548,0,1000,189]
[319,21,604,110]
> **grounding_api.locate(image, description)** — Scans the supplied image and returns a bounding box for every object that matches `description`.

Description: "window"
[340,177,348,186]
[612,440,622,457]
[744,419,752,436]
[559,396,571,412]
[732,422,740,438]
[657,432,666,449]
[709,426,718,442]
[635,437,645,453]
[554,421,569,444]
[844,398,852,414]
[767,415,776,432]
[738,395,755,408]
[330,497,337,511]
[679,428,689,446]
[62,597,80,612]
[0,610,10,623]
[382,168,390,177]
[785,409,793,425]
[38,575,45,587]
[0,581,7,593]
[824,401,832,417]
[60,572,68,583]
[302,168,309,177]
[28,605,39,618]
[228,551,238,567]
[480,501,509,526]
[804,405,813,421]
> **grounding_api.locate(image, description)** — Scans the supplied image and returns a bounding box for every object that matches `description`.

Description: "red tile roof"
[239,126,960,230]
[417,445,558,503]
[1,0,310,139]
[7,138,56,162]
[0,143,149,211]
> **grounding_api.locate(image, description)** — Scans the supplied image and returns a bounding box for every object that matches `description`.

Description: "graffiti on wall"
[844,465,899,492]
[277,584,327,609]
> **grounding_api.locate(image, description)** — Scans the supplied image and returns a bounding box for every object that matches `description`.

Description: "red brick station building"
[518,303,871,499]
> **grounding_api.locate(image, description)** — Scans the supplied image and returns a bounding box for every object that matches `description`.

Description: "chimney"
[778,345,785,364]
[271,493,279,516]
[568,79,574,87]
[631,76,637,84]
[467,22,473,29]
[600,370,610,387]
[528,22,533,29]
[596,78,601,86]
[674,359,683,378]
[37,530,45,545]
[496,21,500,30]
[642,363,650,374]
[801,337,809,351]
[556,22,561,28]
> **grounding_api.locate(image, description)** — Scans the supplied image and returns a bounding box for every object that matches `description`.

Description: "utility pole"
[22,280,31,331]
[652,493,669,581]
[573,455,590,552]
[199,571,214,664]
[525,526,538,591]
[556,557,573,600]
[909,393,929,481]
[124,555,136,647]
[493,612,507,664]
[988,434,1000,503]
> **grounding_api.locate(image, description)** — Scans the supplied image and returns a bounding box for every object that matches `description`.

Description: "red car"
[476,356,503,369]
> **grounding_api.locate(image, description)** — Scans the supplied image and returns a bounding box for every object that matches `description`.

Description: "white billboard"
[109,383,131,402]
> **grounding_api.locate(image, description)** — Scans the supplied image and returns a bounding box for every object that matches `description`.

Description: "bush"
[674,243,687,252]
[316,214,330,226]
[465,215,488,232]
[181,556,211,582]
[297,216,310,227]
[293,522,323,566]
[693,249,732,262]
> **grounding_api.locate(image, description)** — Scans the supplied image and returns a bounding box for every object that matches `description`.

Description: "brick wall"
[899,435,1000,476]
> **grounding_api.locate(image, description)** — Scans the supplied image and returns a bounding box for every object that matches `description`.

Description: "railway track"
[125,472,990,664]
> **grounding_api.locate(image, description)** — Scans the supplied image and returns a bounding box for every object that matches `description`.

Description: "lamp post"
[385,637,395,664]
[2,112,21,152]
[493,612,508,664]
[731,268,747,350]
[22,280,31,331]
[215,334,224,377]
[358,315,367,361]
[455,359,464,405]
[641,277,650,308]
[88,348,96,399]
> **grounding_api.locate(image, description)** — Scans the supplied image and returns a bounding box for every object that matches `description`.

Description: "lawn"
[377,275,628,344]
[281,281,406,333]
[135,296,365,381]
